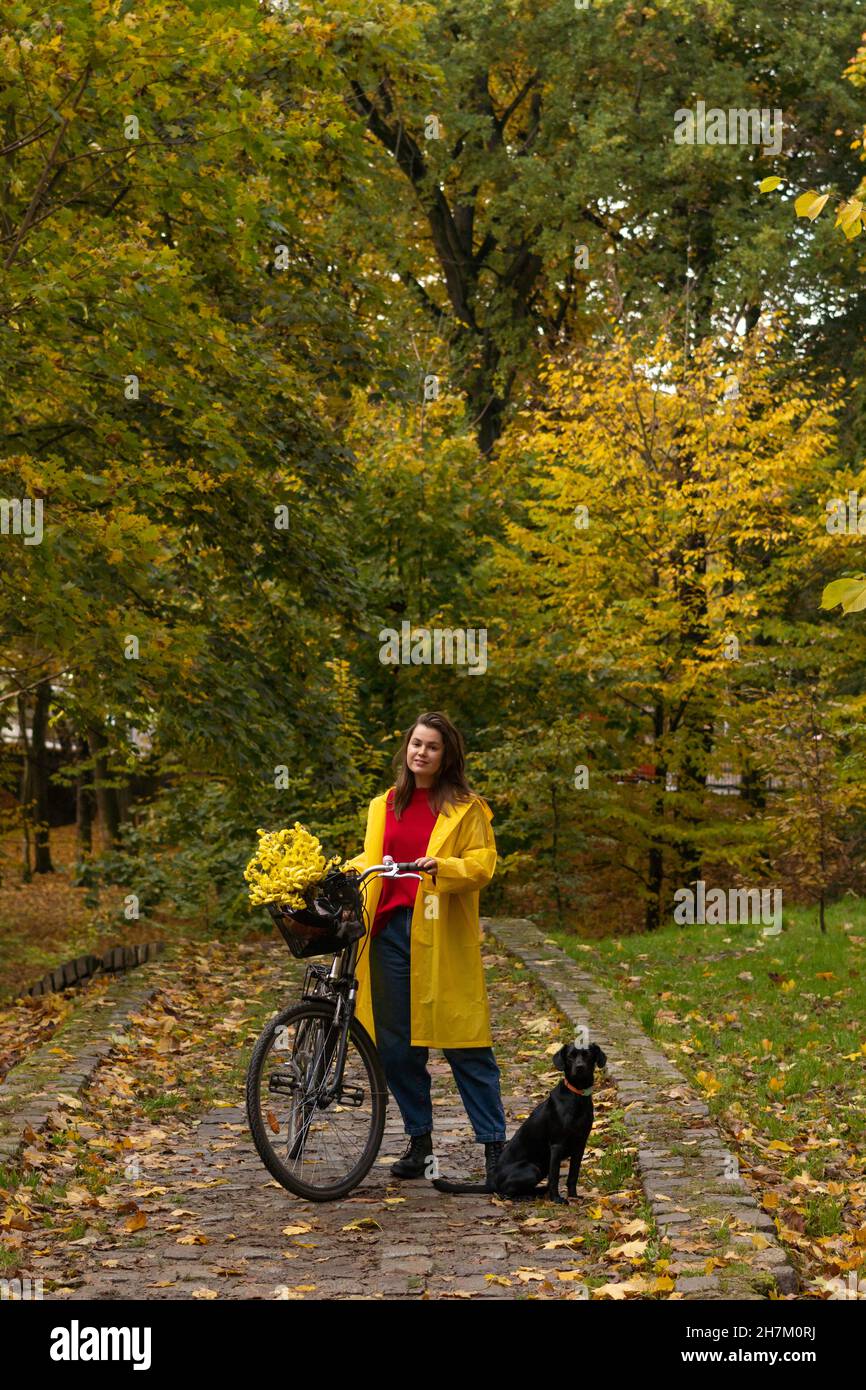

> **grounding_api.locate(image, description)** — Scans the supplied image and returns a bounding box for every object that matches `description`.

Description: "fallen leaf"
[607,1239,648,1259]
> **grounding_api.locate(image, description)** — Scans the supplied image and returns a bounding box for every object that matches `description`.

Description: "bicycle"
[245,856,422,1201]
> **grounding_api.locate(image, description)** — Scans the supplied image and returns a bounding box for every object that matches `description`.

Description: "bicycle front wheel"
[246,1000,387,1201]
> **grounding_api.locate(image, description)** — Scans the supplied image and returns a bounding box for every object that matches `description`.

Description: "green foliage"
[4,0,866,942]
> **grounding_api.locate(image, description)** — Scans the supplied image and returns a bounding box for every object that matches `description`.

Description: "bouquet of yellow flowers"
[244,823,342,910]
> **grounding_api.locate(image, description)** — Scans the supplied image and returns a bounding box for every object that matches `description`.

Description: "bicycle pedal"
[268,1072,298,1095]
[337,1086,365,1107]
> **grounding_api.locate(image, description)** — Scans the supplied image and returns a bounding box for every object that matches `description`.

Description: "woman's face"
[407,724,444,779]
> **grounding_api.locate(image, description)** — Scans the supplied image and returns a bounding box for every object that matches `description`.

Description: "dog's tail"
[431,1177,492,1195]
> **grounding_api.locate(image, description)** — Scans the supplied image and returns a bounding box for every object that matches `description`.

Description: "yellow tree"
[491,324,845,929]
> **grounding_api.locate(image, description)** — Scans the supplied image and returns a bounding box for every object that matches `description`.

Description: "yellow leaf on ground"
[696,1070,721,1095]
[607,1239,648,1259]
[595,1275,649,1299]
[618,1219,649,1236]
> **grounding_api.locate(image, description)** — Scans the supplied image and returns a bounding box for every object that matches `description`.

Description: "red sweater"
[371,786,438,937]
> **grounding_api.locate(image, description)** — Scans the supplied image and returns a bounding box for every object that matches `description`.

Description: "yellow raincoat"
[347,790,497,1049]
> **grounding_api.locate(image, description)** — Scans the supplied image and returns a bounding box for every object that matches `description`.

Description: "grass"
[547,895,866,1193]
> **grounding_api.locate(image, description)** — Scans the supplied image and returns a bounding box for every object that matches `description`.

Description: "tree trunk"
[645,702,666,931]
[18,686,54,876]
[18,692,32,881]
[30,678,53,873]
[76,736,94,859]
[551,778,563,927]
[465,333,509,455]
[646,842,663,932]
[670,200,716,887]
[672,531,712,889]
[88,724,121,848]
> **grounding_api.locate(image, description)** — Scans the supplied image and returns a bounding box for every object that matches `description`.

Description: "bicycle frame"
[249,859,427,1197]
[293,859,423,1104]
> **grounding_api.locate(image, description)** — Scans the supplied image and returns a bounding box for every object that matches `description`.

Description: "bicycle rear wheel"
[246,1000,387,1201]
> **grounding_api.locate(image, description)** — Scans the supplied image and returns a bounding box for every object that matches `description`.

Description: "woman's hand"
[415,856,438,877]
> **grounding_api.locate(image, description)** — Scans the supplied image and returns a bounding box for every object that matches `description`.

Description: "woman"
[347,711,507,1183]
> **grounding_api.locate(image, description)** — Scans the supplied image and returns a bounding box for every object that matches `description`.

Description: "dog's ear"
[590,1043,607,1068]
[552,1045,567,1072]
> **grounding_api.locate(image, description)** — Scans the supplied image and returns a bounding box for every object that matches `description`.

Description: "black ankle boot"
[391,1131,434,1179]
[485,1140,505,1188]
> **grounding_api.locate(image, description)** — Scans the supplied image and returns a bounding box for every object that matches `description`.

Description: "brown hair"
[390,711,476,819]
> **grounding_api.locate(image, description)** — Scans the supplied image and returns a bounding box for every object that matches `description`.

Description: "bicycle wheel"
[246,1000,388,1201]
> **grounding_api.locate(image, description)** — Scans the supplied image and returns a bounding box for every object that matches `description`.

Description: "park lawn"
[549,899,866,1289]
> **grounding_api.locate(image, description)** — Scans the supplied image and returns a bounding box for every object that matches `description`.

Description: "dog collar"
[562,1079,594,1096]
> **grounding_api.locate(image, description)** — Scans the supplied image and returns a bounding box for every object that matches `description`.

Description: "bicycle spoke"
[255,1009,376,1192]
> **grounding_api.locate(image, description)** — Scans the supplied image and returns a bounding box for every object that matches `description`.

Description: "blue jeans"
[369,904,506,1143]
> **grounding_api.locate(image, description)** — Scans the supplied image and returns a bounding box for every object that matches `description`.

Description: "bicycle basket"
[267,868,366,959]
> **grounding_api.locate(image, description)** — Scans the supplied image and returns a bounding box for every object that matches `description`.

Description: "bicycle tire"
[246,999,388,1202]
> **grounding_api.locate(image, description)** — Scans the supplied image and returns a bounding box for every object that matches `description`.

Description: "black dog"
[432,1041,606,1203]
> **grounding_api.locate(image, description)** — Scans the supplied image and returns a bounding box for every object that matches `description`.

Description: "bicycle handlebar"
[358,858,425,884]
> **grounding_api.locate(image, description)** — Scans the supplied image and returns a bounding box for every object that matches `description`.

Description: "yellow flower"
[244,824,341,908]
